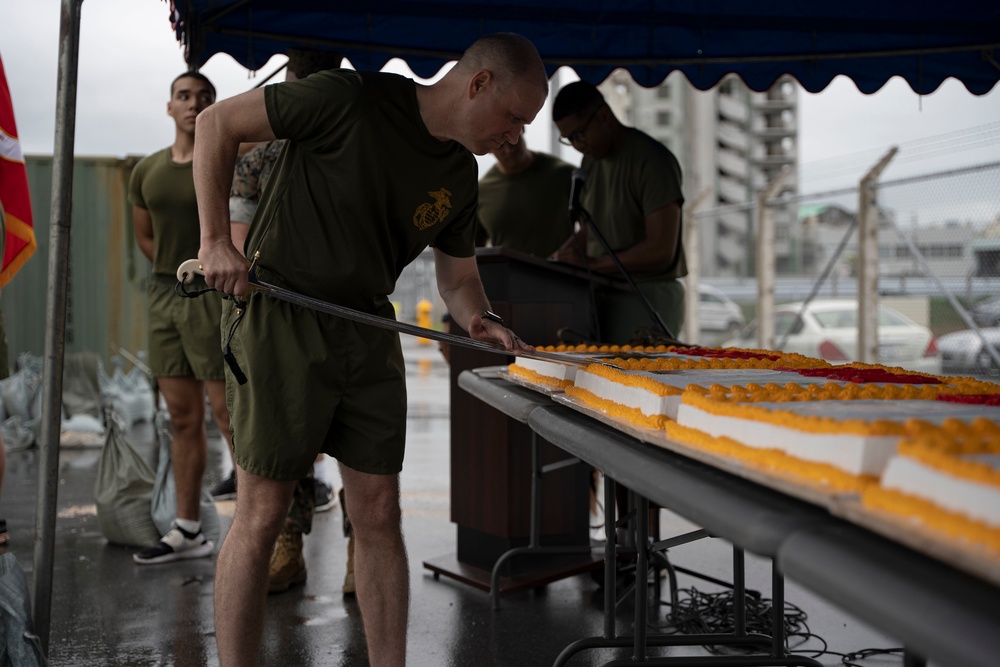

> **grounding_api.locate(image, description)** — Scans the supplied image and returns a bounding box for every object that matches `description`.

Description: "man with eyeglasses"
[550,80,687,345]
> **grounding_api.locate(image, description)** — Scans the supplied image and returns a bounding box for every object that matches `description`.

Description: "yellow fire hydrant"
[416,299,433,346]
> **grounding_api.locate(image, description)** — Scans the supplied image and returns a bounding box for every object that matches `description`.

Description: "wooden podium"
[424,248,610,594]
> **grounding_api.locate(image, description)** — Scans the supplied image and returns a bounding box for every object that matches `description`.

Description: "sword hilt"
[176,258,204,284]
[175,258,253,385]
[176,252,259,289]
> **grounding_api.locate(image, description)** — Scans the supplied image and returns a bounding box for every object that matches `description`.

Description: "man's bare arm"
[193,88,275,296]
[132,205,154,262]
[434,249,533,353]
[585,201,681,275]
[548,225,588,266]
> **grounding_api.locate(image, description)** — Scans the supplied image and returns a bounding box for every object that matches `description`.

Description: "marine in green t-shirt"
[129,148,204,277]
[475,137,575,258]
[126,71,235,568]
[247,69,480,312]
[223,48,353,599]
[552,81,687,344]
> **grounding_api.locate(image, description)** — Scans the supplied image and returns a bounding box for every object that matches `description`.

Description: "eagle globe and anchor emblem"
[413,187,453,230]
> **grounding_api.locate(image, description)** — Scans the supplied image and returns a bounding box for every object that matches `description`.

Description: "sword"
[176,258,601,368]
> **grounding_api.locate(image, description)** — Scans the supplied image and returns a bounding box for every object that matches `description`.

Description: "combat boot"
[268,528,307,594]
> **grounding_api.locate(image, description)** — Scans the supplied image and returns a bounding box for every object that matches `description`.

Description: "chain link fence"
[689,161,1000,378]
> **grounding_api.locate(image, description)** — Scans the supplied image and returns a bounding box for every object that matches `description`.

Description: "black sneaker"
[210,471,237,500]
[133,523,215,565]
[0,519,8,545]
[315,480,338,513]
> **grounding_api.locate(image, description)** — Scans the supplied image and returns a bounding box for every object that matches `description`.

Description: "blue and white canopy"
[168,0,1000,94]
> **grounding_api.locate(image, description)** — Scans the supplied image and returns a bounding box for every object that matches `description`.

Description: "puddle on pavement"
[58,504,96,518]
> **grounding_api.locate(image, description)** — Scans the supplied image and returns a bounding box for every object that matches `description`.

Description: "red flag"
[0,51,36,288]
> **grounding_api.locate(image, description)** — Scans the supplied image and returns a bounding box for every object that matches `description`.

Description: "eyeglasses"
[558,105,603,146]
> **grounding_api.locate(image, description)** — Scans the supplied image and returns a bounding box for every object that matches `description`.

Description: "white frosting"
[572,368,935,422]
[512,357,578,383]
[575,369,684,419]
[675,399,1000,476]
[881,456,1000,527]
[740,399,1000,424]
[675,403,899,475]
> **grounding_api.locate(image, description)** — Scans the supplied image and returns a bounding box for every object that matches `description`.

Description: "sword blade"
[247,277,597,367]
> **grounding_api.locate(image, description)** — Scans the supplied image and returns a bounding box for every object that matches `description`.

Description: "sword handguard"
[176,258,203,284]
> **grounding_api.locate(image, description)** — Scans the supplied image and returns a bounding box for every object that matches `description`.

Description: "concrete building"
[799,203,979,280]
[971,217,1000,277]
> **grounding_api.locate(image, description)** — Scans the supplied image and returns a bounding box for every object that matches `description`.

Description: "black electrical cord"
[647,586,904,664]
[840,647,906,665]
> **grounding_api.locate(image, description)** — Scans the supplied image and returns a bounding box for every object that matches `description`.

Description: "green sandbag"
[93,412,160,548]
[150,411,221,545]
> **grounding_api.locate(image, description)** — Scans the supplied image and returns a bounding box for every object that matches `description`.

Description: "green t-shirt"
[250,70,477,312]
[582,128,687,281]
[127,148,201,277]
[475,152,575,257]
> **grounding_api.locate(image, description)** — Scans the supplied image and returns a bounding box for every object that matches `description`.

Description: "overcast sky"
[3,0,999,193]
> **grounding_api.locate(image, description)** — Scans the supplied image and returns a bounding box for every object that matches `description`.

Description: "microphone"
[568,168,587,220]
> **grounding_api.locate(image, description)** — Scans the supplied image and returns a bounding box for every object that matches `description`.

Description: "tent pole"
[32,0,84,653]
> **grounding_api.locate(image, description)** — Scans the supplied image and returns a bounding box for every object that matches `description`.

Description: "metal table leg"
[490,431,598,610]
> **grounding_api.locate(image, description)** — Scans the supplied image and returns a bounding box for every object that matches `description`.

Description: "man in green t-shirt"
[550,80,687,344]
[224,48,358,599]
[551,80,687,548]
[127,72,234,565]
[192,33,547,665]
[475,134,575,257]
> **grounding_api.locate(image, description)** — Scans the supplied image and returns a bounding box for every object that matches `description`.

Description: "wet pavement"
[2,336,905,666]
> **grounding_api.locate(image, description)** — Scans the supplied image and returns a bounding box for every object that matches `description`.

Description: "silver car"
[971,297,1000,328]
[697,284,745,335]
[937,327,1000,377]
[724,299,941,374]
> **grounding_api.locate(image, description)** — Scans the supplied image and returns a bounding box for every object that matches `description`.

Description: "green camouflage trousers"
[284,473,316,534]
[283,471,353,537]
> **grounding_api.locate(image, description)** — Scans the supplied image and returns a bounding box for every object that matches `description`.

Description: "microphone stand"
[571,205,679,343]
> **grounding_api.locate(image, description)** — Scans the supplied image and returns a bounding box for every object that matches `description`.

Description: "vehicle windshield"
[813,307,910,329]
[813,310,857,329]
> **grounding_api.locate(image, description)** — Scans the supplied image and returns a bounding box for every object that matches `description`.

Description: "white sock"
[313,456,332,486]
[175,518,200,535]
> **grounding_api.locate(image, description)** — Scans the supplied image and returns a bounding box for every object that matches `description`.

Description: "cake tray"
[498,368,568,397]
[834,500,1000,588]
[552,393,860,511]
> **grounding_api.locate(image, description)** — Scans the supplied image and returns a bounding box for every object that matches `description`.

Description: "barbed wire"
[801,120,1000,182]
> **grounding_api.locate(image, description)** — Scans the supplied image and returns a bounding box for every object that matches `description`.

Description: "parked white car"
[937,327,1000,377]
[971,296,1000,328]
[723,299,941,374]
[697,284,745,335]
